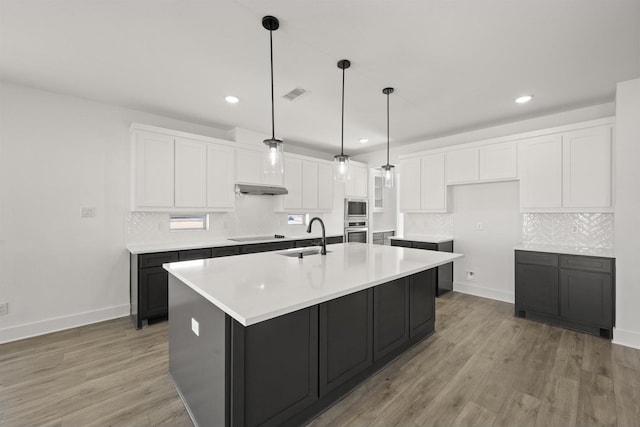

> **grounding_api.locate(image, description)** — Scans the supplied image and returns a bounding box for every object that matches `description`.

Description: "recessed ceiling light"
[515,95,533,104]
[359,138,369,144]
[225,95,240,104]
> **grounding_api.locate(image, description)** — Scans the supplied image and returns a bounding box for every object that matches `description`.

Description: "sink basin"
[278,248,331,257]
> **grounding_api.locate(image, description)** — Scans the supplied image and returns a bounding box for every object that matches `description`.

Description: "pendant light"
[262,15,284,175]
[334,59,351,182]
[381,87,395,188]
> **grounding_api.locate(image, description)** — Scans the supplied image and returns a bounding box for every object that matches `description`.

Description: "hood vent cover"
[282,87,308,101]
[235,183,288,196]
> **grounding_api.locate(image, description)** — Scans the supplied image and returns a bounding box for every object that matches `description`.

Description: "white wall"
[0,82,344,343]
[613,78,640,350]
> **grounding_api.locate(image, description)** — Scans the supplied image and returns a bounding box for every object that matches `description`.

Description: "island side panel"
[168,274,228,427]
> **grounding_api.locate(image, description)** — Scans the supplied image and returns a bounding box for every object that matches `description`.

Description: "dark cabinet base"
[169,269,436,427]
[391,239,454,296]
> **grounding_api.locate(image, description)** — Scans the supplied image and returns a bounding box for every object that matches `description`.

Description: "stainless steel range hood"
[235,183,288,196]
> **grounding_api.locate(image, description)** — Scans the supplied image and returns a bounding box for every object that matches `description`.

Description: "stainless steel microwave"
[345,198,368,220]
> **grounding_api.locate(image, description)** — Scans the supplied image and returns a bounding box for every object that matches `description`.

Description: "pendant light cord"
[341,66,345,156]
[269,30,275,140]
[386,91,390,165]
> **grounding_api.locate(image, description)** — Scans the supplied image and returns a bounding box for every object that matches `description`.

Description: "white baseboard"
[612,327,640,350]
[0,304,130,344]
[453,281,514,304]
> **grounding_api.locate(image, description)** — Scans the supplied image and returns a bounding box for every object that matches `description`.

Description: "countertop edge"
[514,244,615,258]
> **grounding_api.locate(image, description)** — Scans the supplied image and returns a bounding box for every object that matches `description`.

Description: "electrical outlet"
[81,207,96,218]
[476,222,483,231]
[572,225,578,233]
[466,271,477,281]
[191,318,199,336]
[0,302,8,316]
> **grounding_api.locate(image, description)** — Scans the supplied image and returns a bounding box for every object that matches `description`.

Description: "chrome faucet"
[306,217,327,255]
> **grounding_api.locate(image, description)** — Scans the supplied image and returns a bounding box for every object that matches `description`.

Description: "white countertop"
[390,234,454,244]
[372,229,396,234]
[164,243,463,326]
[514,243,615,258]
[127,232,344,254]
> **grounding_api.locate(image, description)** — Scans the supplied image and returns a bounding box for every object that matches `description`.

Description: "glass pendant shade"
[334,154,351,182]
[263,138,284,174]
[381,164,395,188]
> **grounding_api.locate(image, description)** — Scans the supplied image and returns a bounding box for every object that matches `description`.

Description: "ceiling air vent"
[282,88,308,101]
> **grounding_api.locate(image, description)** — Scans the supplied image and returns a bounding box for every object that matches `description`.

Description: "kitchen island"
[165,243,462,427]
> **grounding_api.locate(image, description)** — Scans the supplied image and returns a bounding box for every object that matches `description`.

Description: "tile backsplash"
[521,213,614,248]
[403,213,453,235]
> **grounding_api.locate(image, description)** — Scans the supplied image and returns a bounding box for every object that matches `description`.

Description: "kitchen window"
[169,214,208,231]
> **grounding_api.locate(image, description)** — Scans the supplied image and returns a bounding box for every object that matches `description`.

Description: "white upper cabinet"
[562,127,612,208]
[207,144,235,209]
[302,161,319,210]
[519,135,563,209]
[446,148,479,184]
[133,131,175,208]
[175,138,207,208]
[345,163,368,198]
[399,157,421,211]
[280,154,333,212]
[479,142,517,181]
[236,148,263,184]
[282,156,303,209]
[131,124,236,212]
[317,163,334,211]
[421,153,447,211]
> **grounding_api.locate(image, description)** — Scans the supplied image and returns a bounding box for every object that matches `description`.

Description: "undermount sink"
[278,248,331,257]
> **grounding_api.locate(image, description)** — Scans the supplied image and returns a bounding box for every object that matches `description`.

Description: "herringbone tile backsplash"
[522,213,614,248]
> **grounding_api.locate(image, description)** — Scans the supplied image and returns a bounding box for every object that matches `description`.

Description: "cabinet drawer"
[412,242,437,251]
[179,248,212,261]
[139,251,179,268]
[211,246,240,258]
[515,251,559,267]
[560,255,612,273]
[390,239,412,248]
[241,241,295,254]
[326,236,344,245]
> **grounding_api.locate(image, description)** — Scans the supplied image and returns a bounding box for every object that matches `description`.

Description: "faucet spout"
[307,217,327,255]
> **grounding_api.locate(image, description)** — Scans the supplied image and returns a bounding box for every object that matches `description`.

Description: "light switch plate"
[81,207,96,218]
[191,318,199,336]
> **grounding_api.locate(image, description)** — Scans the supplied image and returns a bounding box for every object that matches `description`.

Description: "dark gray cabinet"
[391,238,454,296]
[372,231,395,245]
[515,250,615,338]
[373,278,410,361]
[319,289,373,397]
[409,269,436,339]
[131,236,345,329]
[232,307,318,427]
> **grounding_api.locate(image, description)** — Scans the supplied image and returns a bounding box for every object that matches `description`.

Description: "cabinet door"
[175,138,207,208]
[207,143,235,209]
[134,132,174,208]
[519,135,563,209]
[319,289,373,397]
[560,269,613,328]
[399,158,421,211]
[373,278,410,361]
[515,263,559,316]
[317,163,334,210]
[283,156,303,209]
[139,266,169,319]
[302,161,319,210]
[373,172,384,211]
[446,148,479,184]
[235,306,318,427]
[236,148,262,184]
[178,248,212,261]
[479,142,517,181]
[346,165,367,198]
[409,269,436,340]
[421,153,446,211]
[562,127,612,208]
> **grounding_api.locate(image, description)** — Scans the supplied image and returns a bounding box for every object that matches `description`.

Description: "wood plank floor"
[1,292,639,427]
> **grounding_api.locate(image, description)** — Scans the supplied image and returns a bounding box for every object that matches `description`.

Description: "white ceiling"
[1,0,639,154]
